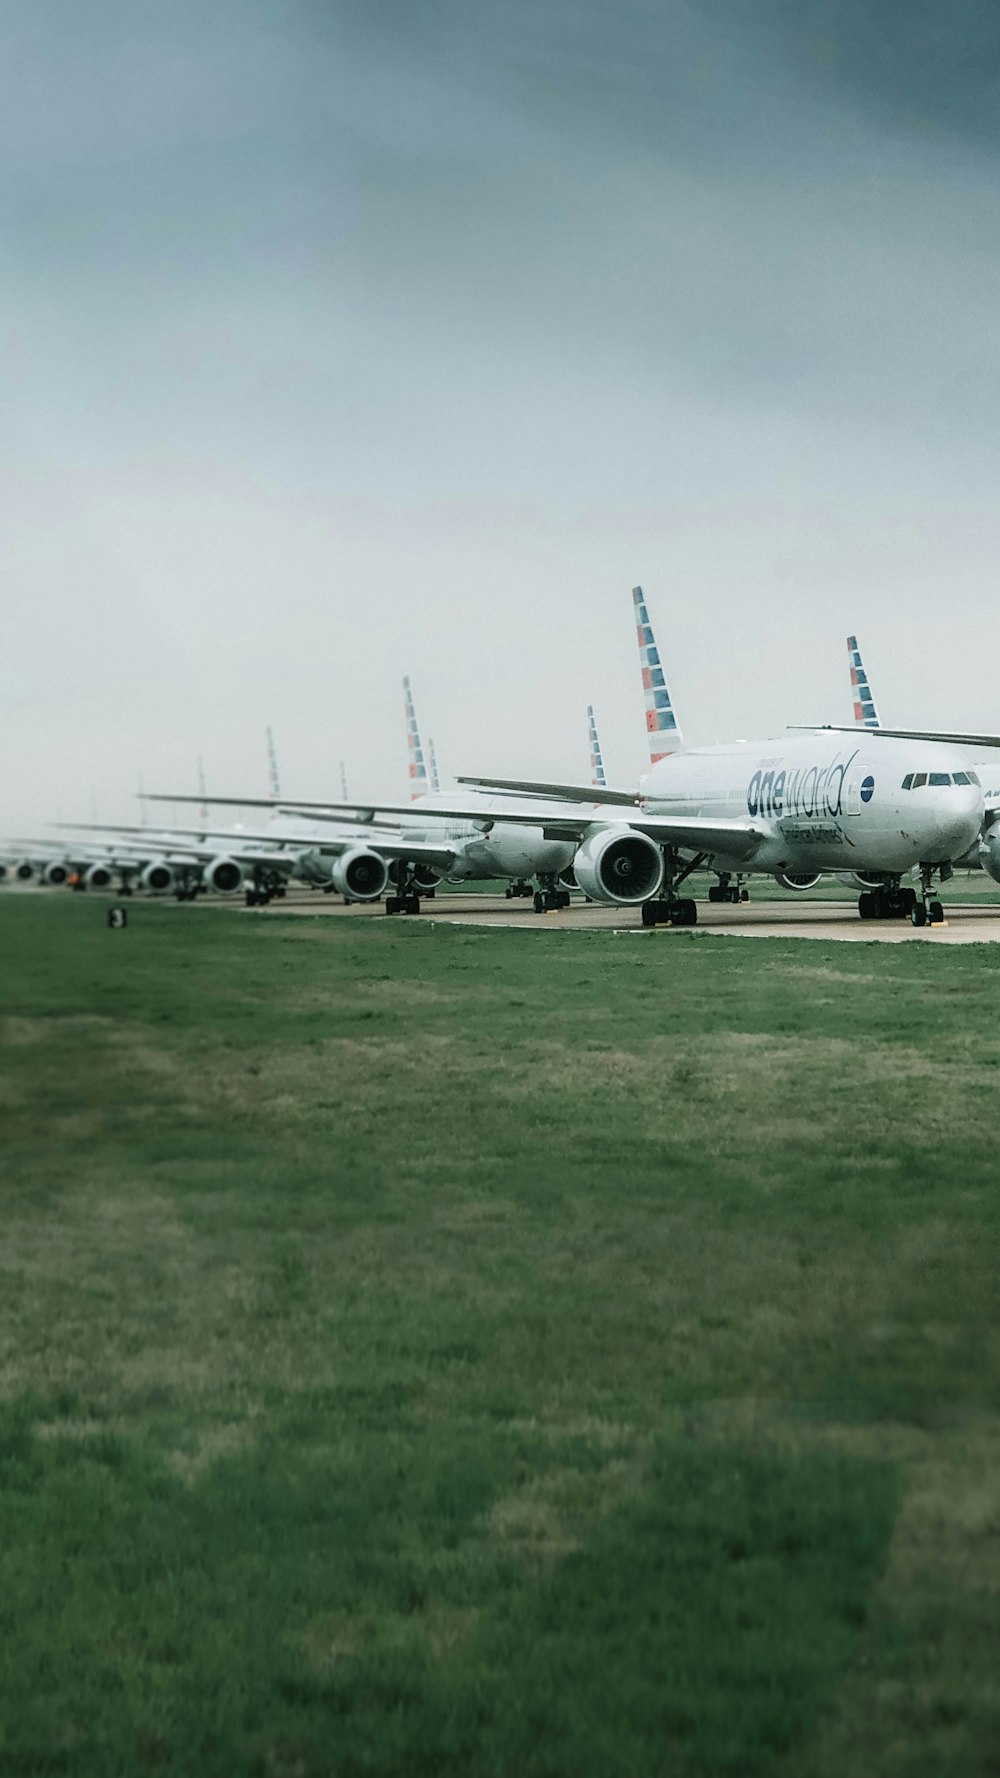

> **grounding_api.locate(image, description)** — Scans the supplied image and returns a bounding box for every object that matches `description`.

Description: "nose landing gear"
[909,866,947,928]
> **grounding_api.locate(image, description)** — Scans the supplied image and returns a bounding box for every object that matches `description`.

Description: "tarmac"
[262,891,1000,944]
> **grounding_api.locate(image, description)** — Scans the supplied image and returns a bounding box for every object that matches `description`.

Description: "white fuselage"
[400,791,577,882]
[637,733,982,875]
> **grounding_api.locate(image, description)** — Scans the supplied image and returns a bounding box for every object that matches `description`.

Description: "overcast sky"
[5,0,1000,833]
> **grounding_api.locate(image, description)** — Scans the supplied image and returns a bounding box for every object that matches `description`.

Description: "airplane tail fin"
[633,586,682,761]
[266,726,282,800]
[428,737,441,793]
[340,760,349,802]
[587,704,607,789]
[403,676,432,798]
[847,635,880,728]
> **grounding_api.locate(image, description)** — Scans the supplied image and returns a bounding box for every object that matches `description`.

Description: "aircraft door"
[845,777,862,816]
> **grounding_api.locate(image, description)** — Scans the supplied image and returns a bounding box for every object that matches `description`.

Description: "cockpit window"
[953,771,970,785]
[929,772,950,787]
[901,773,914,790]
[910,772,927,789]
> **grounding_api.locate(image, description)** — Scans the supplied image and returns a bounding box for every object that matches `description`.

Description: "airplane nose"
[934,786,982,859]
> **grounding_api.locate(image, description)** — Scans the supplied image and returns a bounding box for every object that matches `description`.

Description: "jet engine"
[140,861,175,894]
[772,871,822,892]
[980,828,1000,885]
[13,860,34,881]
[83,863,114,890]
[836,872,889,892]
[330,847,390,901]
[558,864,578,891]
[573,827,664,906]
[42,861,70,886]
[0,863,7,880]
[203,857,244,895]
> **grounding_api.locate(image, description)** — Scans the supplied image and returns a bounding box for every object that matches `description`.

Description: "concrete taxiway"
[261,892,1000,943]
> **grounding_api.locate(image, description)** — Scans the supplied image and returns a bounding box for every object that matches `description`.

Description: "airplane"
[147,676,586,914]
[845,634,1000,903]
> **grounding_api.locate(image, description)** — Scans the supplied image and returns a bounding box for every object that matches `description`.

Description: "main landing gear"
[245,869,287,908]
[857,867,946,927]
[707,872,749,905]
[385,859,422,915]
[505,880,533,900]
[532,878,572,913]
[858,885,916,921]
[640,849,707,927]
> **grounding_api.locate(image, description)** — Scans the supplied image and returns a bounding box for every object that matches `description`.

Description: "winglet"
[587,705,607,789]
[847,635,880,729]
[403,676,431,799]
[633,586,682,762]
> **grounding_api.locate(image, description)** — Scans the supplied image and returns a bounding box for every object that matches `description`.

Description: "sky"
[4,0,1000,833]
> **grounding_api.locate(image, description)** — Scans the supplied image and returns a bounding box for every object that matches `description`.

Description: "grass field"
[1,894,999,1776]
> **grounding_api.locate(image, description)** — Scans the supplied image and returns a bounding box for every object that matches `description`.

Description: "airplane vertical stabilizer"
[266,727,282,800]
[633,586,682,762]
[403,677,431,799]
[587,705,607,789]
[847,635,880,728]
[428,737,441,793]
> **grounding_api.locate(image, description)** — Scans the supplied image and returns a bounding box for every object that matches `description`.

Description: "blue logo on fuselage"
[746,749,859,821]
[860,775,875,802]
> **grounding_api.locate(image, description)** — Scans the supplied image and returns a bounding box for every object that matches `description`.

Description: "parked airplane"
[845,634,1000,903]
[147,677,585,913]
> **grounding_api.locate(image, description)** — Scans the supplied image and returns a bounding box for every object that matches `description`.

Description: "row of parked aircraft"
[7,590,1000,928]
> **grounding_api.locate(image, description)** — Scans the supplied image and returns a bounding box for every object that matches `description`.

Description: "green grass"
[1,895,999,1775]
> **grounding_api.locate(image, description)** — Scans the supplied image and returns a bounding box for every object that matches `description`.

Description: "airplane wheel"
[533,892,545,914]
[405,894,421,914]
[641,900,660,927]
[708,886,721,903]
[911,903,927,927]
[681,899,698,925]
[245,890,257,907]
[858,892,873,919]
[557,890,571,909]
[929,899,944,924]
[385,896,400,915]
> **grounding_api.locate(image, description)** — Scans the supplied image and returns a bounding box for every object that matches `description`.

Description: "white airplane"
[845,633,1000,901]
[149,677,584,914]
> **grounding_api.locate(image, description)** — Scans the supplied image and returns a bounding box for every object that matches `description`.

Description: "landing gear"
[909,866,946,929]
[505,880,533,900]
[858,886,917,920]
[641,897,697,927]
[532,881,572,913]
[385,862,423,915]
[708,872,746,905]
[639,848,706,927]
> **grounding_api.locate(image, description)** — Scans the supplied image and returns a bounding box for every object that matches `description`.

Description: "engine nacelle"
[835,871,889,892]
[42,861,70,887]
[13,860,34,881]
[330,847,390,902]
[573,827,664,906]
[83,863,114,890]
[772,871,822,892]
[203,856,244,895]
[558,865,578,891]
[980,828,1000,886]
[140,861,175,893]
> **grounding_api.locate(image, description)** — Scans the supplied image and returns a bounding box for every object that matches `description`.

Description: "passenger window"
[929,772,950,786]
[901,774,913,790]
[953,771,970,785]
[910,773,927,788]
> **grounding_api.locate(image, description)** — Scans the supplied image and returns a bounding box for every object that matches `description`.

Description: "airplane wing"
[791,724,1000,749]
[281,801,763,860]
[456,775,640,807]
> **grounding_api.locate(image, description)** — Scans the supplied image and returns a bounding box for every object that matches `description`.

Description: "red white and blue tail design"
[587,704,607,789]
[847,635,880,728]
[633,586,682,762]
[403,676,431,798]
